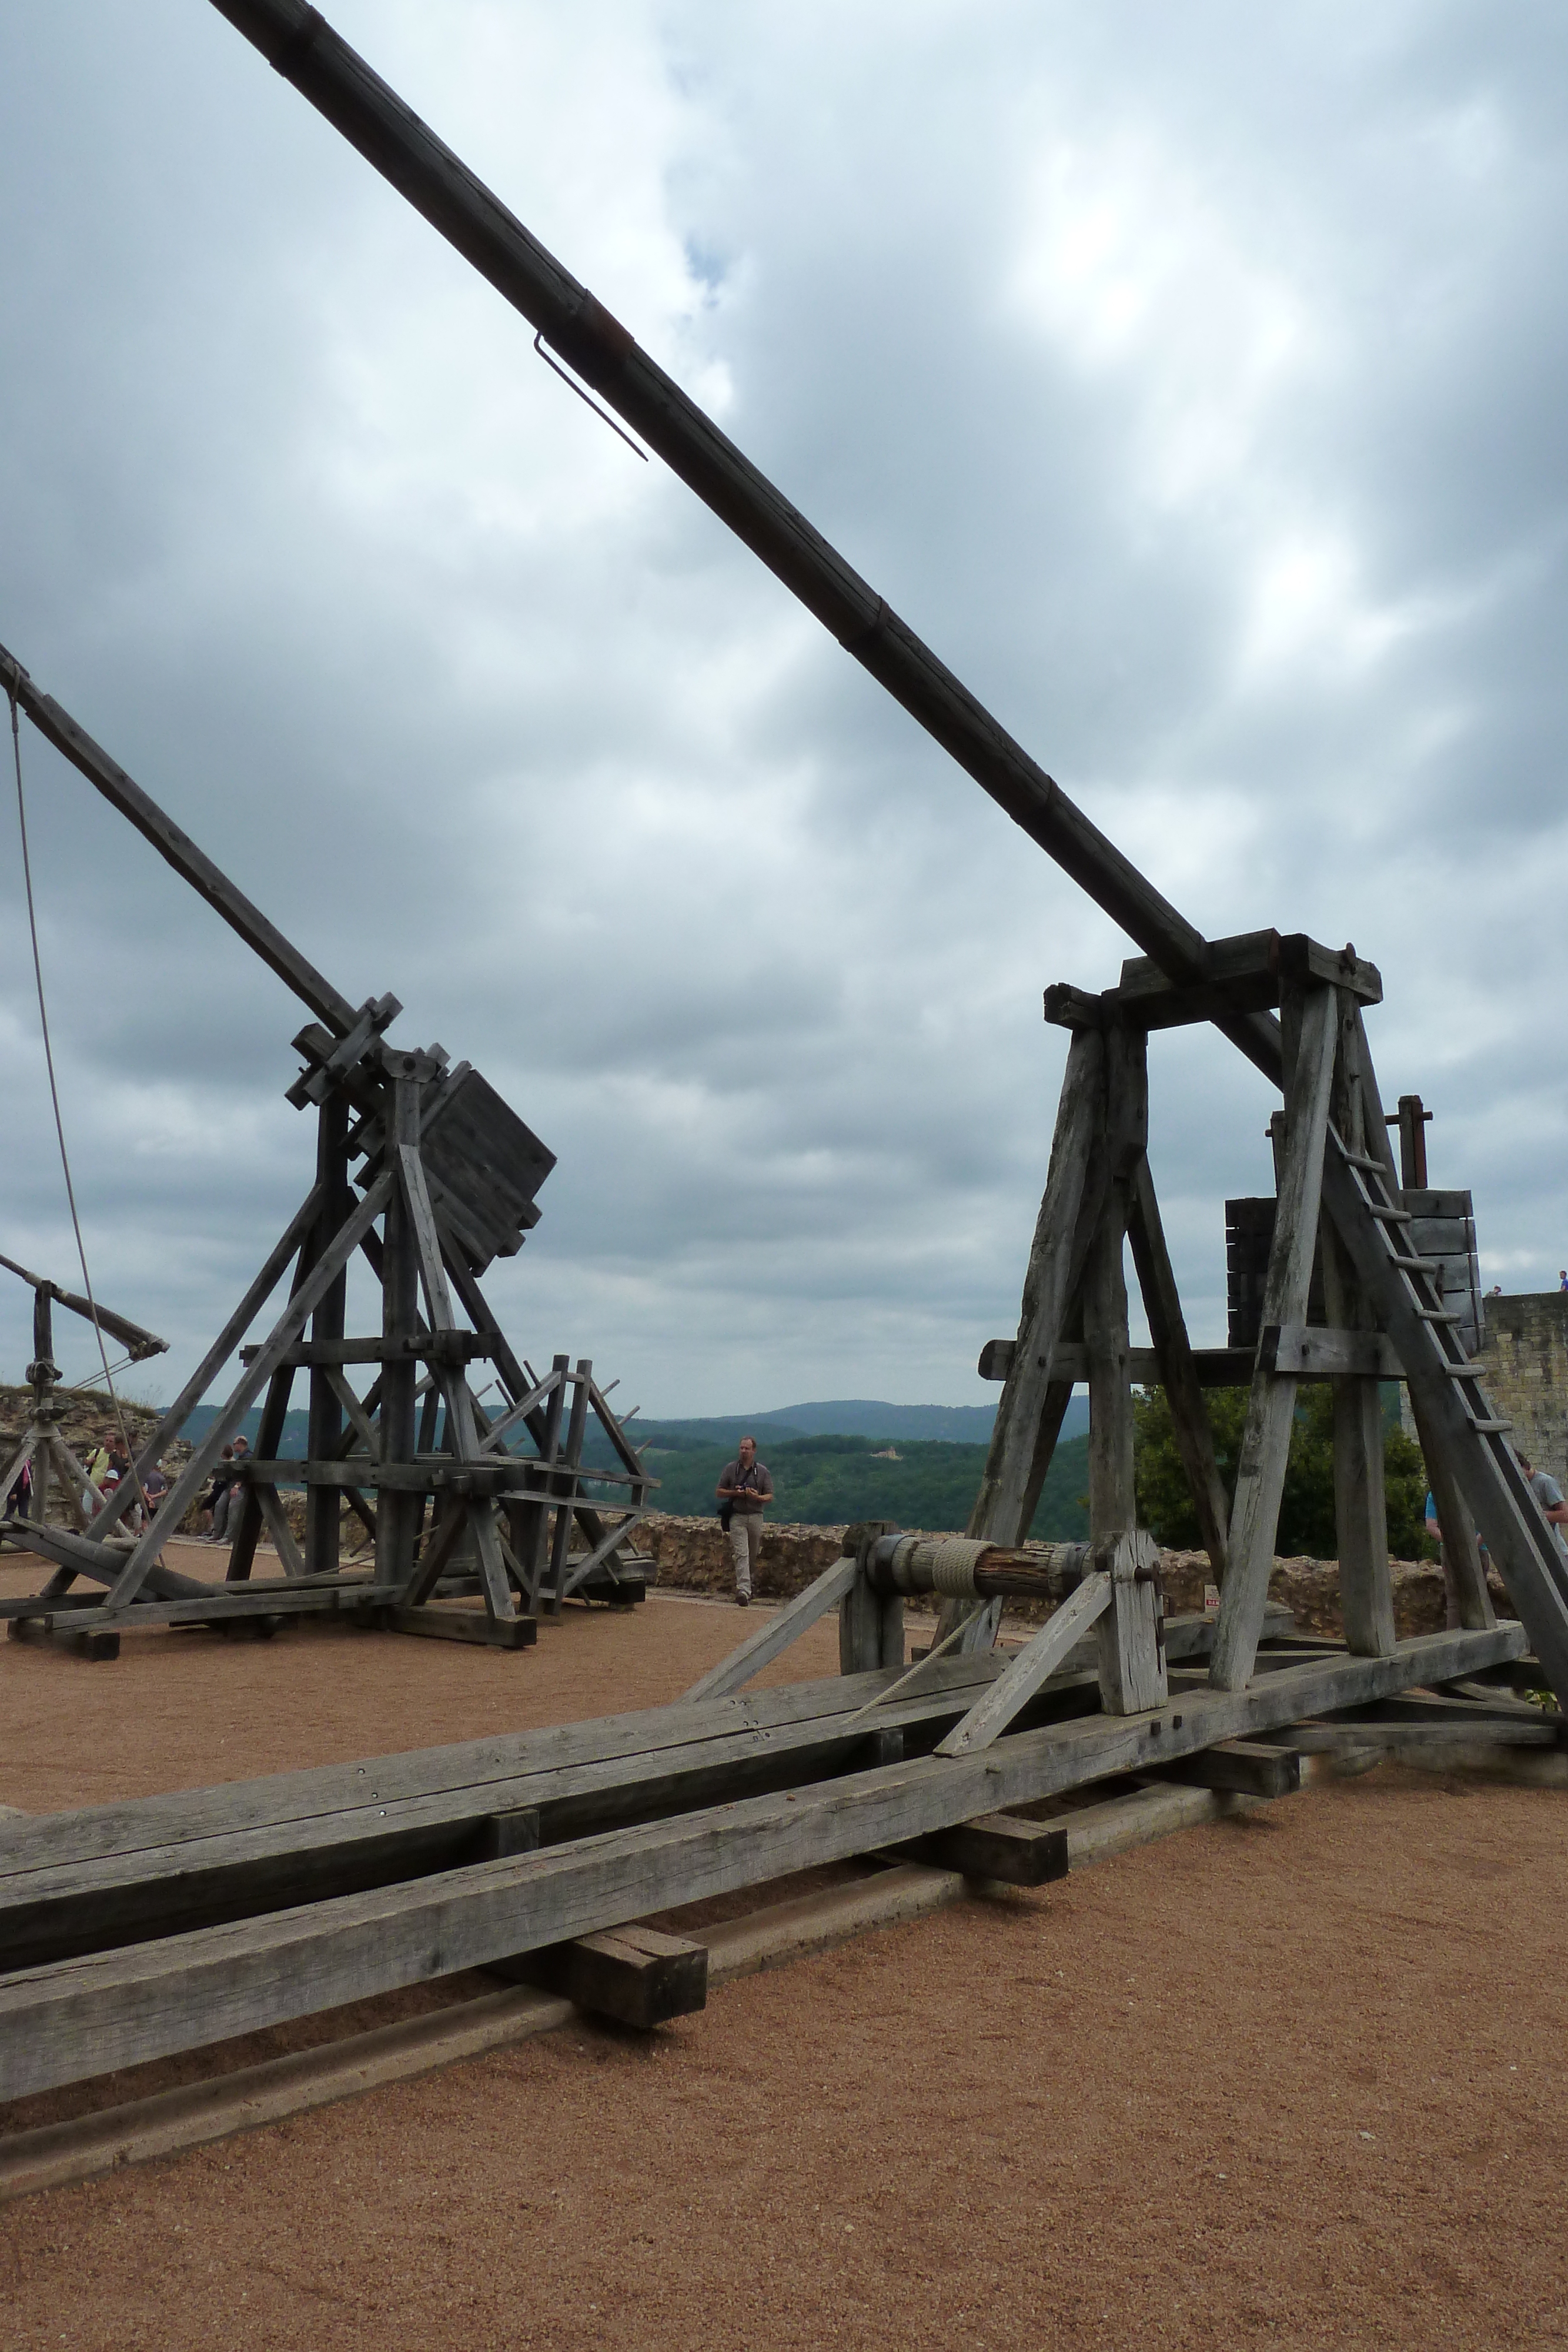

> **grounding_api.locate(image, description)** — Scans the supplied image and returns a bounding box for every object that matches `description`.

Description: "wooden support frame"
[0,1617,1525,2103]
[2,1068,655,1650]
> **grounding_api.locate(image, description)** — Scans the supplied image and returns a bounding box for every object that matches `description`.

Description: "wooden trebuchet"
[0,649,655,1653]
[980,938,1568,1710]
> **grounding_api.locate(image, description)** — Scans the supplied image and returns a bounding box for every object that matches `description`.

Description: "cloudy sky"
[2,1,1565,1416]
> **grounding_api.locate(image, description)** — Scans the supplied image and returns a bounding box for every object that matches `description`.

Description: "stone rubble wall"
[636,1511,1503,1642]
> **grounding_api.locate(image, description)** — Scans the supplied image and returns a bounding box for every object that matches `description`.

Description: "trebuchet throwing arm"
[205,0,1283,1083]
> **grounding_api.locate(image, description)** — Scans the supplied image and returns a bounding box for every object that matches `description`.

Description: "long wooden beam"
[0,1609,1293,1972]
[0,640,355,1036]
[0,1622,1524,2100]
[204,0,1288,1083]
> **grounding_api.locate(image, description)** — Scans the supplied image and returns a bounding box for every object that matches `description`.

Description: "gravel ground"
[0,1550,1563,2350]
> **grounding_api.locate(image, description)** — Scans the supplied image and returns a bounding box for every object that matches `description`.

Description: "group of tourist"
[2,1434,253,1541]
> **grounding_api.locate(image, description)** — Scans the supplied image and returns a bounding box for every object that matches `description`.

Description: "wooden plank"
[1127,1155,1229,1579]
[933,1573,1111,1756]
[250,1484,307,1580]
[0,1650,1012,1878]
[1146,1739,1302,1799]
[1211,981,1340,1690]
[0,649,356,1033]
[89,1182,325,1541]
[0,1622,1523,2099]
[1348,1013,1493,1636]
[1117,931,1381,1013]
[0,1656,1058,1971]
[7,1619,119,1664]
[1319,1134,1568,1696]
[982,1340,1263,1387]
[101,1175,395,1613]
[498,1926,707,2027]
[681,1562,860,1693]
[1318,998,1397,1658]
[558,1509,651,1601]
[385,1605,536,1650]
[890,1812,1069,1885]
[0,1606,1292,1903]
[967,1027,1106,1548]
[1258,1325,1403,1379]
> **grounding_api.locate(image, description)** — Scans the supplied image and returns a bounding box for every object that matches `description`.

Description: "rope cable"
[8,686,151,1522]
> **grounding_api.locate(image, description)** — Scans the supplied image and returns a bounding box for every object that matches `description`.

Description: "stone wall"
[1469,1292,1568,1484]
[636,1511,1475,1641]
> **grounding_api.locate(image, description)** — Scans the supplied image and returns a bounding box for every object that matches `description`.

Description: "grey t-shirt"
[1529,1469,1568,1559]
[720,1459,773,1513]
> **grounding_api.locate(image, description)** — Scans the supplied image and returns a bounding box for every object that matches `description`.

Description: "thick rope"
[8,687,149,1521]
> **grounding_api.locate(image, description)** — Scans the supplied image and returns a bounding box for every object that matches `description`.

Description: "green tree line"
[591,1388,1436,1558]
[1132,1385,1434,1558]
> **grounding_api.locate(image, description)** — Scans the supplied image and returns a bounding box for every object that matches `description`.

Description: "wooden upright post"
[1126,1157,1229,1582]
[1322,994,1396,1655]
[304,1089,350,1575]
[375,1069,423,1591]
[1085,1024,1165,1713]
[1349,1014,1493,1633]
[1210,980,1339,1689]
[965,1027,1108,1552]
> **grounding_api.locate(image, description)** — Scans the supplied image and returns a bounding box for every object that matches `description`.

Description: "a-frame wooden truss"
[2,1030,652,1655]
[952,928,1568,1708]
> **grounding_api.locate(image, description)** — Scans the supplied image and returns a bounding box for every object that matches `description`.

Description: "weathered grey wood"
[375,1081,424,1595]
[683,1556,859,1701]
[325,1367,380,1457]
[250,1484,307,1580]
[1118,931,1382,1012]
[305,1091,351,1576]
[185,23,1275,1064]
[0,1658,1052,1969]
[98,1175,395,1614]
[498,1925,707,2027]
[0,1621,1522,2099]
[1126,1156,1229,1579]
[1348,1011,1493,1634]
[1258,1326,1403,1378]
[1211,981,1340,1690]
[0,645,356,1034]
[1320,1133,1568,1699]
[559,1508,652,1601]
[0,1616,1285,1892]
[837,1528,904,1675]
[1094,1528,1168,1715]
[1319,995,1398,1657]
[934,1573,1110,1756]
[966,1028,1106,1551]
[543,1362,593,1616]
[0,1522,204,1602]
[7,1618,119,1664]
[891,1812,1069,1885]
[507,1925,707,2026]
[385,1605,536,1649]
[1146,1739,1301,1799]
[89,1182,325,1541]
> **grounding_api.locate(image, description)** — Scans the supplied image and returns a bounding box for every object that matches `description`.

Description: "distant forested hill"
[180,1399,1092,1542]
[603,1429,1089,1544]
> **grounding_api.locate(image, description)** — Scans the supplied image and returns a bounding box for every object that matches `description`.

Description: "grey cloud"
[2,0,1565,1416]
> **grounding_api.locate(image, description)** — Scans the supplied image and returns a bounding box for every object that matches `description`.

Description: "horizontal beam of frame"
[0,1612,1289,1970]
[0,1622,1523,2099]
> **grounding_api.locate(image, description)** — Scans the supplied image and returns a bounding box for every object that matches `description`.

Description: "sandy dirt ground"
[0,1553,1564,2350]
